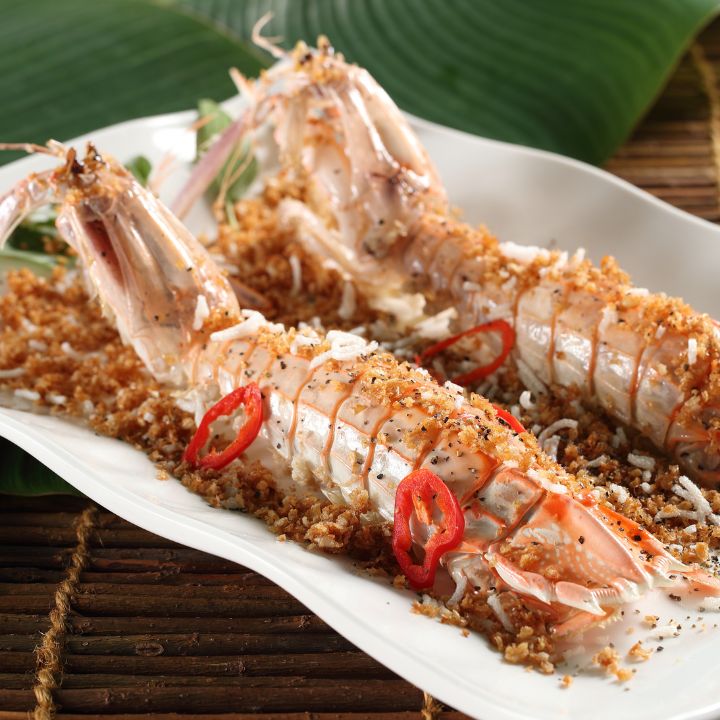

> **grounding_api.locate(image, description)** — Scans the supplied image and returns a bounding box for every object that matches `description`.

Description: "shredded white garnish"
[647,624,679,639]
[585,454,609,469]
[288,254,302,296]
[655,324,666,339]
[142,411,155,424]
[192,294,210,331]
[598,304,618,336]
[678,476,717,524]
[0,368,25,379]
[14,388,40,401]
[46,393,67,405]
[62,341,87,361]
[542,435,561,461]
[640,481,654,494]
[684,524,697,534]
[537,419,578,445]
[290,331,322,353]
[654,475,720,525]
[210,310,276,342]
[609,483,629,504]
[443,380,465,410]
[338,281,357,320]
[309,330,378,369]
[688,337,698,366]
[417,593,459,623]
[28,339,48,352]
[499,241,548,264]
[626,287,649,297]
[611,425,627,449]
[519,390,536,410]
[413,307,458,341]
[627,453,655,471]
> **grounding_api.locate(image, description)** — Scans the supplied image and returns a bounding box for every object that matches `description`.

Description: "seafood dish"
[2,35,720,686]
[189,37,720,488]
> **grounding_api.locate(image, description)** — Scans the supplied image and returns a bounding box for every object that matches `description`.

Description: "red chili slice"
[184,383,263,470]
[417,320,515,387]
[392,469,465,590]
[492,403,526,434]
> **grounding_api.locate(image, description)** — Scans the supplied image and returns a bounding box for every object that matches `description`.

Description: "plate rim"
[2,104,720,720]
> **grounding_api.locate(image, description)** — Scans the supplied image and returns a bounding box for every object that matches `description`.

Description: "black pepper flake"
[578,536,585,544]
[377,473,384,479]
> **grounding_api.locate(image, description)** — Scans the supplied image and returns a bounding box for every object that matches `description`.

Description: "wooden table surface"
[3,19,720,720]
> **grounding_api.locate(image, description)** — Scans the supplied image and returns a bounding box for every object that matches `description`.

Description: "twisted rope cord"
[690,42,720,211]
[421,690,442,720]
[32,505,97,720]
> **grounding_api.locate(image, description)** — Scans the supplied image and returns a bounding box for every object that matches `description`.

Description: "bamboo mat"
[3,20,720,720]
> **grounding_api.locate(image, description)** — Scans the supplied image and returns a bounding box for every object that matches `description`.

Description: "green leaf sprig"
[196,99,257,221]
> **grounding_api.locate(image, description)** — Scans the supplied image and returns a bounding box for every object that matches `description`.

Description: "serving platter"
[1,102,720,720]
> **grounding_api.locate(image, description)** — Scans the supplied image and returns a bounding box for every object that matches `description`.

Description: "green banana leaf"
[0,0,717,493]
[177,0,720,164]
[0,439,80,496]
[0,0,717,167]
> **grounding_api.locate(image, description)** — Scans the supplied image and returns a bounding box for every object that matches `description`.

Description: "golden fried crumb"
[592,646,633,682]
[560,674,573,688]
[627,641,652,662]
[4,166,720,681]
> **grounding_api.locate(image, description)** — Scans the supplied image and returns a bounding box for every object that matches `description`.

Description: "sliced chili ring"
[184,383,263,470]
[392,469,465,589]
[417,319,515,387]
[492,403,526,434]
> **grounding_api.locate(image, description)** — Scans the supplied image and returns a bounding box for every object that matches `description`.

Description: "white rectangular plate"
[2,105,720,720]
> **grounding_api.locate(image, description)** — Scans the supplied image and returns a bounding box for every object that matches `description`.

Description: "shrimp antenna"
[251,12,286,59]
[0,141,67,157]
[230,67,256,101]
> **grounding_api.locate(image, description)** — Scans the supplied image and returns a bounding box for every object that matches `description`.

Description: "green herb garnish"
[197,99,257,210]
[125,154,153,187]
